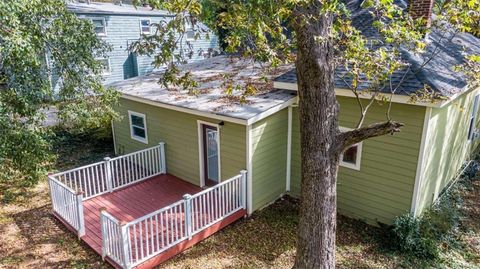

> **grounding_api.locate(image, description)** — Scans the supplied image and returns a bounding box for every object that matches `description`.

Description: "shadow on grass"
[163,197,405,268]
[5,204,110,269]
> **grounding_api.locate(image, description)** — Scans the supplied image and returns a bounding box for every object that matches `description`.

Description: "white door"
[203,125,219,186]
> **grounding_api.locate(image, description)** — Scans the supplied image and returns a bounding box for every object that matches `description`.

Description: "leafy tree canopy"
[0,0,118,191]
[132,0,479,125]
[129,1,479,265]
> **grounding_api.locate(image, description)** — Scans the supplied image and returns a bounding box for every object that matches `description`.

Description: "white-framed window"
[339,127,363,171]
[91,18,107,36]
[185,22,195,41]
[128,111,148,144]
[467,94,480,140]
[96,58,110,75]
[140,19,151,34]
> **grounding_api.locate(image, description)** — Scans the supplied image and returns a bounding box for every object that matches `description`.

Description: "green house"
[107,0,480,227]
[110,50,480,226]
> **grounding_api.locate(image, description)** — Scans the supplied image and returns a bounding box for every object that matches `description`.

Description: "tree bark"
[292,4,339,269]
[291,4,404,269]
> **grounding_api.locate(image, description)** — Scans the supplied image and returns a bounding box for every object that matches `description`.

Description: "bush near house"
[1,127,479,268]
[387,161,479,261]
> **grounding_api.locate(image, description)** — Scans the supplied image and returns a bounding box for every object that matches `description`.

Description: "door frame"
[197,120,221,187]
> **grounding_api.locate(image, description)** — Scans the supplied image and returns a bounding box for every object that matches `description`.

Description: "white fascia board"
[246,97,298,125]
[273,81,448,108]
[121,94,248,125]
[122,93,299,127]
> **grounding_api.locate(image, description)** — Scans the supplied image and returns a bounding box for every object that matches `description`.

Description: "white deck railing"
[49,143,166,200]
[48,143,167,238]
[48,176,85,236]
[50,161,108,199]
[101,170,247,269]
[110,144,166,191]
[189,173,246,235]
[101,210,126,266]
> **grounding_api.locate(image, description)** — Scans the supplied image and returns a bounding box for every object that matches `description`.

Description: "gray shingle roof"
[275,0,480,97]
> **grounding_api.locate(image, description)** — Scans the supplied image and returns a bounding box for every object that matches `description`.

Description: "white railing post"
[104,157,113,192]
[120,222,131,269]
[183,194,192,239]
[240,170,247,210]
[47,174,55,211]
[76,191,85,237]
[100,208,107,260]
[159,142,166,174]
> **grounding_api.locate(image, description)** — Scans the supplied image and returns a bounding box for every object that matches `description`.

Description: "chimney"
[408,0,435,26]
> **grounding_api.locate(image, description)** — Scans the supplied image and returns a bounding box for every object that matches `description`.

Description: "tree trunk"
[292,6,340,269]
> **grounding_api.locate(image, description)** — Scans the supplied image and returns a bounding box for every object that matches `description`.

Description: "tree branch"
[337,121,404,151]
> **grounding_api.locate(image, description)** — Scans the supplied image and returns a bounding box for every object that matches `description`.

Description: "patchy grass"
[1,131,479,268]
[0,129,113,269]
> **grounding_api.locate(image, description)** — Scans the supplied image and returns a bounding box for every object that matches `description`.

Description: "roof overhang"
[121,93,298,126]
[273,81,455,108]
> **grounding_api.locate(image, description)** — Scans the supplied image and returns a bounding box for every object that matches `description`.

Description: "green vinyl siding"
[416,88,480,214]
[291,96,426,225]
[113,97,246,186]
[251,109,288,211]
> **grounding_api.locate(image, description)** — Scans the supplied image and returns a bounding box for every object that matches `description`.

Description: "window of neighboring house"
[140,19,151,34]
[96,58,111,75]
[467,94,480,140]
[185,23,195,40]
[339,127,363,170]
[91,18,107,36]
[129,111,148,143]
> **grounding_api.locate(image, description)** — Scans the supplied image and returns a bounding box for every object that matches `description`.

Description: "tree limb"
[337,121,404,151]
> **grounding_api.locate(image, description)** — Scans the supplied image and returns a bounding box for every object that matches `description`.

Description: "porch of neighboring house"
[48,143,247,269]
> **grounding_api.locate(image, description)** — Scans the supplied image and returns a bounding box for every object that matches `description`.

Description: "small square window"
[342,145,358,164]
[140,19,151,34]
[339,127,363,171]
[129,111,148,144]
[186,29,195,40]
[96,58,110,75]
[91,18,106,36]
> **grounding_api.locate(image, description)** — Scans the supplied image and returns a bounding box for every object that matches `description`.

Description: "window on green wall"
[339,127,363,170]
[128,111,148,144]
[468,94,480,140]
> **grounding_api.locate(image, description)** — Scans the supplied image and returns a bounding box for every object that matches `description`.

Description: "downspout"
[286,106,292,192]
[246,124,253,215]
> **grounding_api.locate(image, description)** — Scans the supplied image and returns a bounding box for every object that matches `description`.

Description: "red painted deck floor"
[82,174,203,255]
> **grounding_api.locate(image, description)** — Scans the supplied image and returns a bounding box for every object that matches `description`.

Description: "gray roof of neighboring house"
[275,0,480,97]
[109,56,296,120]
[67,1,172,16]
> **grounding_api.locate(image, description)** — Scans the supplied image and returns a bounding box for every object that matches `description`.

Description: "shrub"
[389,214,439,259]
[387,160,477,260]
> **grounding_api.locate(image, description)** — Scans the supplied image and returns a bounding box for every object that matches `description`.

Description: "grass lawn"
[1,130,479,268]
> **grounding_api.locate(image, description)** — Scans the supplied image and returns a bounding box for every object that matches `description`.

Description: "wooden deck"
[53,173,246,268]
[49,145,247,268]
[82,174,202,255]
